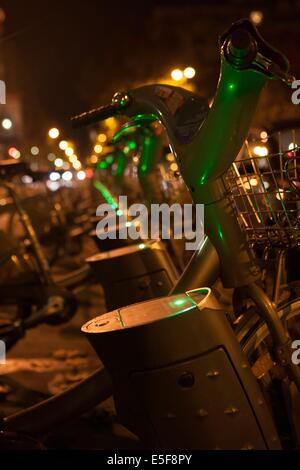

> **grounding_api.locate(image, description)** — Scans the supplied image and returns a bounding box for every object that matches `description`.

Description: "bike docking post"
[82,288,280,449]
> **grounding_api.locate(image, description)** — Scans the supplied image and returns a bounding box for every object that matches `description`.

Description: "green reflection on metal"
[93,181,118,209]
[132,113,158,122]
[217,225,224,242]
[199,173,207,186]
[106,155,114,164]
[115,151,127,177]
[179,59,267,194]
[128,141,137,150]
[112,124,143,142]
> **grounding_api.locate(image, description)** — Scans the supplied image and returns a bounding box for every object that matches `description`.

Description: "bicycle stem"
[138,131,163,176]
[73,21,292,289]
[118,63,278,287]
[178,61,267,286]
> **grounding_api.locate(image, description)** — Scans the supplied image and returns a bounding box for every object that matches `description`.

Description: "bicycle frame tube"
[138,130,165,205]
[138,132,162,176]
[3,182,54,286]
[170,236,219,294]
[178,60,267,286]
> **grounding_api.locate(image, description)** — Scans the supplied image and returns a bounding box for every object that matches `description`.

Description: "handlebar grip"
[229,29,253,57]
[71,104,117,128]
[225,28,257,67]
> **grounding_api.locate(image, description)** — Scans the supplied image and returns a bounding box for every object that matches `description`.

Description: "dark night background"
[0,0,299,156]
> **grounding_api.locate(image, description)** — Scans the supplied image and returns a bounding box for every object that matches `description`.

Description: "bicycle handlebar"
[71,104,118,128]
[0,160,29,180]
[231,28,252,51]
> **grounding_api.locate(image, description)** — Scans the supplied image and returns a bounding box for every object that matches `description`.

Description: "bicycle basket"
[225,127,300,248]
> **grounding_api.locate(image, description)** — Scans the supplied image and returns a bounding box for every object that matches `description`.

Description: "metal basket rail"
[225,128,300,248]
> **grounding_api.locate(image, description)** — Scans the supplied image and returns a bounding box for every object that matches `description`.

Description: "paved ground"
[0,238,141,449]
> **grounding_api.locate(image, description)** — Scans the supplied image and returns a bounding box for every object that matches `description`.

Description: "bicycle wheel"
[237,298,300,448]
[237,299,300,358]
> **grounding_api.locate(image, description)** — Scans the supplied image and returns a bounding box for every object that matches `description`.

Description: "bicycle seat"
[0,160,27,179]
